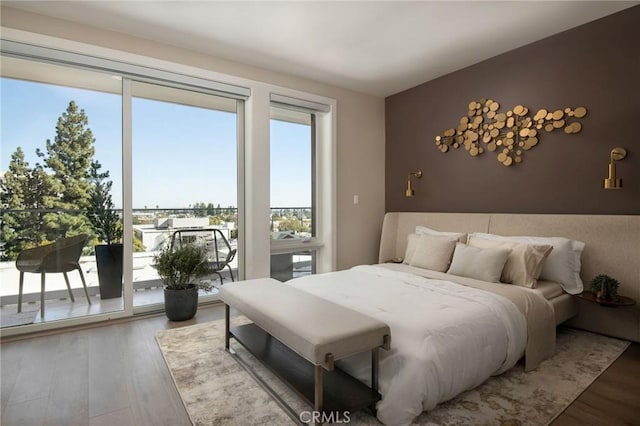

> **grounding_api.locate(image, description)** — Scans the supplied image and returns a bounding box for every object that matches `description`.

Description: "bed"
[285,212,640,425]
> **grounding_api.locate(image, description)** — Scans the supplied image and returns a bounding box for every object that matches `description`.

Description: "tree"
[206,202,215,216]
[278,217,308,233]
[192,202,207,217]
[1,148,58,260]
[86,161,122,245]
[36,101,95,240]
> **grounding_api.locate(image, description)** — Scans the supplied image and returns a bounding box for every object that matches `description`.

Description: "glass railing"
[0,206,316,326]
[1,206,314,297]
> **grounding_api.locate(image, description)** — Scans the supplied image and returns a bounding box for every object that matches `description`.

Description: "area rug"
[156,320,630,426]
[1,308,39,328]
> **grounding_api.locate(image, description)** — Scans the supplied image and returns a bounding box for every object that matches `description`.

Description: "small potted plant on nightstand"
[590,274,620,302]
[154,242,212,321]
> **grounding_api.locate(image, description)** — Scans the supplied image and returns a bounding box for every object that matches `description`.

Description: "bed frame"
[378,212,640,343]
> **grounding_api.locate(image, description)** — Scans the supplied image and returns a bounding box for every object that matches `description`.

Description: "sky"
[1,77,312,210]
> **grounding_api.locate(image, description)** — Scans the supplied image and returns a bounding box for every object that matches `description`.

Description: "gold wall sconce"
[405,170,423,197]
[604,147,627,189]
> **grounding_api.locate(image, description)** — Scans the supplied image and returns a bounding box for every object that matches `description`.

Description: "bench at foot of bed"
[220,278,391,425]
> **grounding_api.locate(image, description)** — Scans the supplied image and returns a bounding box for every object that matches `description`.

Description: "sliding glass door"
[1,56,124,327]
[1,54,243,328]
[131,81,239,309]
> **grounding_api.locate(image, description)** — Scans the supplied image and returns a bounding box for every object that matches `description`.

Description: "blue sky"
[1,77,311,209]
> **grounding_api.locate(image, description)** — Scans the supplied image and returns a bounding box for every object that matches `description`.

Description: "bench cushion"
[220,278,390,369]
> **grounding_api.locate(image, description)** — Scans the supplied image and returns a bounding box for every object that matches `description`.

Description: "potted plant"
[154,242,212,321]
[86,161,124,299]
[590,274,620,301]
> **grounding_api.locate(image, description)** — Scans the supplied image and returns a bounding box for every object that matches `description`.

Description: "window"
[270,105,320,281]
[1,56,124,326]
[0,39,336,334]
[0,42,246,327]
[131,81,239,308]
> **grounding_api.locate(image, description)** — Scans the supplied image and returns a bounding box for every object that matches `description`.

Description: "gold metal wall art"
[434,99,587,166]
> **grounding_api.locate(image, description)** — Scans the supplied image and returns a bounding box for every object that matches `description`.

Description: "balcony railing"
[0,206,314,307]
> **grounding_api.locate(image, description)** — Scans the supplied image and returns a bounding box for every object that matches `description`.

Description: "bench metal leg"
[225,303,230,350]
[371,347,379,416]
[314,364,323,425]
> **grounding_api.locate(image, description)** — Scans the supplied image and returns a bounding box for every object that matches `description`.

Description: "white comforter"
[290,265,527,426]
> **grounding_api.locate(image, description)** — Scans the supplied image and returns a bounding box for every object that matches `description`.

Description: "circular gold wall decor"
[434,100,587,167]
[574,106,587,118]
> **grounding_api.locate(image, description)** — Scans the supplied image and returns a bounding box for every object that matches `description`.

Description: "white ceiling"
[4,1,638,97]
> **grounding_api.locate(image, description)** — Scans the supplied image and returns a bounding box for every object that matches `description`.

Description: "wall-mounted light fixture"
[603,147,627,189]
[405,170,423,197]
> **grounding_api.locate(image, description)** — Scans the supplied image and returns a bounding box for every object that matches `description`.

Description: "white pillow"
[403,233,419,264]
[408,234,458,272]
[415,226,467,243]
[469,232,585,294]
[467,236,553,288]
[447,243,511,283]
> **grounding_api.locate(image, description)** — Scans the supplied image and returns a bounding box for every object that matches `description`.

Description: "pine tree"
[36,101,95,240]
[0,148,58,260]
[86,161,122,245]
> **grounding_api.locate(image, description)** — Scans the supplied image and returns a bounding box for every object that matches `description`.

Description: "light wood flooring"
[1,304,638,426]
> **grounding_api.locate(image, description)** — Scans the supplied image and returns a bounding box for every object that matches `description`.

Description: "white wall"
[1,6,386,270]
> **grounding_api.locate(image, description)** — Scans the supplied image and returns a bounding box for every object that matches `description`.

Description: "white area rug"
[156,320,629,425]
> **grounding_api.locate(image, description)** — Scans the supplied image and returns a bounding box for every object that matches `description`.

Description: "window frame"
[268,101,327,272]
[0,32,336,336]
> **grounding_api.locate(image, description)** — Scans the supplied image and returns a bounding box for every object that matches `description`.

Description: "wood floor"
[1,304,638,426]
[551,343,640,426]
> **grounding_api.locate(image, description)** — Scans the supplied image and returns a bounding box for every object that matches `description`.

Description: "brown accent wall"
[386,6,640,215]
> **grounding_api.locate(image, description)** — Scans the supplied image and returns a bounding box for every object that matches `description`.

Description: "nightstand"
[576,291,636,307]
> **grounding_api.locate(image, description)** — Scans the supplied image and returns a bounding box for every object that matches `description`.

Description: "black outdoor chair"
[170,228,237,284]
[16,234,92,318]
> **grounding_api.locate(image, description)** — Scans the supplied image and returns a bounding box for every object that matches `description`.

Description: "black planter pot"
[164,285,199,321]
[95,244,123,299]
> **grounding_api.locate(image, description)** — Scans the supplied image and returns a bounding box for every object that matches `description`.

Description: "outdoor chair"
[171,228,237,284]
[16,234,92,318]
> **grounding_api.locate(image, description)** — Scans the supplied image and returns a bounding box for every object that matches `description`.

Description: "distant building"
[154,217,209,229]
[134,217,233,251]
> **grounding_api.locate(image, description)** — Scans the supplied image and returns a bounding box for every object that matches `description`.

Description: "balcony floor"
[1,286,222,328]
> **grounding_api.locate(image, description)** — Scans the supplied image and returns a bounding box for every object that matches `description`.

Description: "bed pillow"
[447,243,511,283]
[469,232,585,294]
[415,226,467,243]
[408,234,458,272]
[467,236,553,288]
[403,233,419,264]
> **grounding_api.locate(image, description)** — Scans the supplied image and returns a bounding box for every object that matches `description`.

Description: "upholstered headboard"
[379,212,640,342]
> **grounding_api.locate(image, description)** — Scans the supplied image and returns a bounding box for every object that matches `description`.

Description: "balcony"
[0,207,313,328]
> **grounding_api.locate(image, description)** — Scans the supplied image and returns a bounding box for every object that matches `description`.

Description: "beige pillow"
[415,225,467,243]
[408,234,458,272]
[447,243,511,283]
[468,232,584,294]
[403,233,419,264]
[467,236,553,288]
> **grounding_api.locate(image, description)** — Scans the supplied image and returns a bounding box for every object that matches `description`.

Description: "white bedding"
[290,264,527,426]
